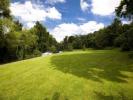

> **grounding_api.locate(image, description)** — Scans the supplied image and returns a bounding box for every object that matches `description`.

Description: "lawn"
[0,49,133,100]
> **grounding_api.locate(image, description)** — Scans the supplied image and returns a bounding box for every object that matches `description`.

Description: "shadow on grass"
[44,92,69,100]
[51,51,133,83]
[94,91,132,100]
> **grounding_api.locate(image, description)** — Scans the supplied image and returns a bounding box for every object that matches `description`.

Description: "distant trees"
[60,0,133,52]
[1,0,133,63]
[0,19,58,63]
[32,21,57,53]
[94,18,122,49]
[0,18,38,62]
[0,0,58,63]
[49,45,57,53]
[0,20,57,63]
[33,22,49,52]
[61,18,133,51]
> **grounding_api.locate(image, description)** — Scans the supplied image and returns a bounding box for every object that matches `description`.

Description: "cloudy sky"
[10,0,121,42]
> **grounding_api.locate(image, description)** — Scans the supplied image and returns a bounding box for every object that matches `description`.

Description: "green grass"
[0,49,133,100]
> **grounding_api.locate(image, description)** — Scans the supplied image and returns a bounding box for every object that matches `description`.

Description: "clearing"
[0,49,133,100]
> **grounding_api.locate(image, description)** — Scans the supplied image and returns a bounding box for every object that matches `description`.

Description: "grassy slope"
[0,49,133,100]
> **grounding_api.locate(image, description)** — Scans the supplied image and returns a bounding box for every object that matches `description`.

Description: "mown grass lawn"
[0,49,133,100]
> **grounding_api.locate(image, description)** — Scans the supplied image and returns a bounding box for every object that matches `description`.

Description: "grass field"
[0,49,133,100]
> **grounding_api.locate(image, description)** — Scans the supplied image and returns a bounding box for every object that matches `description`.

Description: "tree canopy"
[0,0,10,18]
[116,0,133,20]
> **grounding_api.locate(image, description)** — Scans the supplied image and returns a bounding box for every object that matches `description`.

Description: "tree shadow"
[44,92,69,100]
[94,91,132,100]
[0,94,4,100]
[51,92,60,100]
[50,51,133,83]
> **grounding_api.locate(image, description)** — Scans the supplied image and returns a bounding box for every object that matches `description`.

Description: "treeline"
[0,0,133,63]
[0,0,57,63]
[60,19,133,51]
[0,20,57,63]
[60,0,133,51]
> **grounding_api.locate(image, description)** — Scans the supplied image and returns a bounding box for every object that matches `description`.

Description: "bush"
[33,49,41,57]
[21,49,41,59]
[49,45,57,53]
[121,43,130,51]
[128,52,133,59]
[67,43,73,51]
[82,45,86,51]
[104,47,114,50]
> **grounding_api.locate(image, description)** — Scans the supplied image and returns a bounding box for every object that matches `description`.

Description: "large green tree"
[33,21,57,53]
[116,0,133,20]
[0,0,10,18]
[0,18,19,62]
[33,21,49,52]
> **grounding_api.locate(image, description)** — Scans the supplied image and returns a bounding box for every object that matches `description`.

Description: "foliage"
[67,43,73,51]
[0,18,20,62]
[32,21,57,53]
[82,44,86,51]
[121,27,133,51]
[49,45,57,53]
[61,18,133,51]
[116,0,133,20]
[0,0,10,18]
[0,0,57,63]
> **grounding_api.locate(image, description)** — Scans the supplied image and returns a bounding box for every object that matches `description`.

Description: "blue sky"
[10,0,121,41]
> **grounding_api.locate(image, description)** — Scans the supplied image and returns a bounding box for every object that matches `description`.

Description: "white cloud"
[77,17,86,21]
[27,22,36,28]
[91,0,121,16]
[80,0,90,12]
[46,7,62,20]
[122,20,131,25]
[80,21,104,33]
[50,21,104,42]
[10,1,62,28]
[51,23,80,42]
[45,0,66,5]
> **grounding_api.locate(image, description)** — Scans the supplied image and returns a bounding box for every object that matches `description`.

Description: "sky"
[10,0,122,42]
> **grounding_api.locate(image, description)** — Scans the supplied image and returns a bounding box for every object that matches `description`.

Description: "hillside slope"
[0,50,133,100]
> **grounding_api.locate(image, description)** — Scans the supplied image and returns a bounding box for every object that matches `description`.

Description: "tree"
[14,20,23,31]
[120,27,133,51]
[62,36,68,50]
[33,21,49,52]
[67,43,73,51]
[73,36,83,49]
[115,0,133,51]
[0,18,19,62]
[0,8,57,63]
[82,44,86,51]
[116,0,133,20]
[94,29,113,48]
[48,34,57,48]
[49,45,57,53]
[86,34,95,48]
[32,21,57,53]
[68,36,75,43]
[17,30,39,59]
[0,0,10,18]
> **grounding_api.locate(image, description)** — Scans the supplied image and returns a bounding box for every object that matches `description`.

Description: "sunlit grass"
[0,49,133,100]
